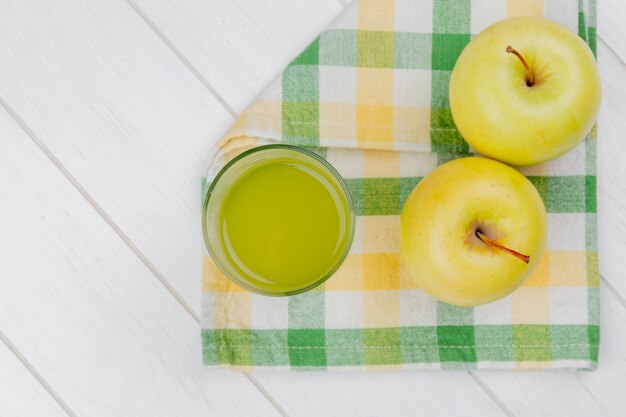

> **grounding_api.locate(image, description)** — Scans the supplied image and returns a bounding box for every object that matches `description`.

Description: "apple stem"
[475,231,530,264]
[506,45,534,86]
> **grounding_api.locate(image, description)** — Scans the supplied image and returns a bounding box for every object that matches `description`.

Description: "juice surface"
[219,159,351,293]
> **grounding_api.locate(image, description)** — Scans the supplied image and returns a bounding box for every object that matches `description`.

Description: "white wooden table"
[1,1,625,416]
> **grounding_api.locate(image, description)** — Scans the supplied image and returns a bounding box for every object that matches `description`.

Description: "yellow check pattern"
[201,0,599,370]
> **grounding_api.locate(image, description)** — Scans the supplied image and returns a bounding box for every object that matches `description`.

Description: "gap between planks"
[124,0,238,119]
[599,37,626,69]
[596,36,626,313]
[0,328,77,417]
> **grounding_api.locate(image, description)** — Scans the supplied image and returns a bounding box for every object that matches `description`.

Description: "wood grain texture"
[0,342,68,417]
[596,40,626,297]
[598,0,626,64]
[251,371,507,417]
[0,0,233,312]
[130,0,344,112]
[0,104,280,416]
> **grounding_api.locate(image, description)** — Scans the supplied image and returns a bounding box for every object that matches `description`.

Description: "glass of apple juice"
[202,144,355,296]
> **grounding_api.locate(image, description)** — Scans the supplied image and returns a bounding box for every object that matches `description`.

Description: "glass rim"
[202,144,355,296]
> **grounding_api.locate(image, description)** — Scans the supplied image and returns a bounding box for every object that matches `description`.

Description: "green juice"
[204,146,354,295]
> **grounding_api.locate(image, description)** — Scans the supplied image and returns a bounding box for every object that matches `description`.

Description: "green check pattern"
[201,0,599,370]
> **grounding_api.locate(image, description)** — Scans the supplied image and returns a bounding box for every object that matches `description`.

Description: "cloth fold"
[201,0,599,370]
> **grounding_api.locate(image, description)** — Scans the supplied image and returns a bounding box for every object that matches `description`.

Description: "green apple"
[450,17,601,166]
[400,157,547,307]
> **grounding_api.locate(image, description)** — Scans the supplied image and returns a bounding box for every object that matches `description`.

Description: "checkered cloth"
[201,0,599,370]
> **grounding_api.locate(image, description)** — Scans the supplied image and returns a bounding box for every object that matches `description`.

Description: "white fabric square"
[399,290,438,326]
[512,287,550,324]
[546,0,579,33]
[550,288,588,324]
[250,295,289,329]
[471,0,506,34]
[326,148,364,179]
[520,141,587,177]
[548,141,587,176]
[394,0,433,33]
[393,69,431,108]
[477,361,516,370]
[548,213,586,251]
[325,291,364,328]
[319,66,357,103]
[399,151,438,177]
[201,293,216,328]
[349,216,364,254]
[473,295,513,325]
[321,138,358,148]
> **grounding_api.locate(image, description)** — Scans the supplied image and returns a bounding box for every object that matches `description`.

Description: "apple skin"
[450,17,601,166]
[400,157,547,307]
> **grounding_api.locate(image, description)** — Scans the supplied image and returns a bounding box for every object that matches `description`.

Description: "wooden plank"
[0,341,69,417]
[0,0,234,311]
[598,0,626,64]
[130,0,344,112]
[0,108,281,416]
[252,371,508,417]
[596,39,626,298]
